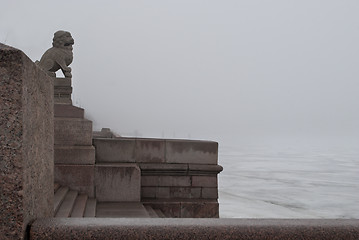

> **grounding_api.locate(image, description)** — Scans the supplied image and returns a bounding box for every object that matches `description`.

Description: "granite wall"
[0,43,54,240]
[93,137,222,217]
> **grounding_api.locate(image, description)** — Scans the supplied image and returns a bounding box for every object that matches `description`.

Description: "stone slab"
[201,188,218,199]
[180,201,219,218]
[93,138,136,163]
[54,104,84,118]
[95,164,141,202]
[192,176,218,187]
[54,165,95,197]
[96,202,150,218]
[54,77,71,87]
[141,176,191,187]
[165,140,218,164]
[135,138,165,163]
[0,43,54,240]
[54,118,93,145]
[30,218,359,240]
[54,145,95,165]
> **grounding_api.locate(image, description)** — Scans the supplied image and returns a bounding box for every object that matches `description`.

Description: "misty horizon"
[1,1,358,146]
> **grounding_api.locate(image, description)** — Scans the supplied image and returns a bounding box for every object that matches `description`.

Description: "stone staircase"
[54,183,96,218]
[54,183,165,218]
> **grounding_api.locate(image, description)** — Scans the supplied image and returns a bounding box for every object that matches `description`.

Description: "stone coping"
[140,163,223,175]
[30,218,359,240]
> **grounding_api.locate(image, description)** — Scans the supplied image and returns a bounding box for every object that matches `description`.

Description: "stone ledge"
[54,104,84,118]
[138,163,223,176]
[30,219,359,240]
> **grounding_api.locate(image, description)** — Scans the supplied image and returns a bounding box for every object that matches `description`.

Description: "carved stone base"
[54,77,72,104]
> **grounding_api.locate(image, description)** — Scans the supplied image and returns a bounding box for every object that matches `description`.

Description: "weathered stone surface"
[54,165,95,197]
[135,138,165,163]
[54,104,84,118]
[30,218,359,240]
[181,201,219,218]
[165,140,218,164]
[156,187,170,198]
[96,202,150,218]
[201,188,218,199]
[143,202,181,218]
[54,118,92,145]
[141,187,157,198]
[170,187,201,199]
[192,176,218,187]
[93,128,117,138]
[53,78,72,104]
[93,138,136,163]
[54,145,95,164]
[0,44,54,239]
[188,164,223,175]
[141,176,191,187]
[95,164,141,202]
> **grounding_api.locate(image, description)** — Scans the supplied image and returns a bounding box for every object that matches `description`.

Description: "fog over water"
[1,1,358,217]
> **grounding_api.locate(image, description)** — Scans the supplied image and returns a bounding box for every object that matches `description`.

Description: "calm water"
[218,138,359,218]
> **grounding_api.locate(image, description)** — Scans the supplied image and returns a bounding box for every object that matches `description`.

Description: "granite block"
[30,218,359,240]
[181,201,219,218]
[95,164,141,202]
[165,139,218,164]
[93,138,136,163]
[201,187,218,199]
[192,176,217,187]
[141,187,156,198]
[0,44,54,240]
[54,118,92,145]
[54,165,95,197]
[54,145,95,164]
[170,187,201,199]
[54,104,84,118]
[135,138,165,163]
[141,176,191,187]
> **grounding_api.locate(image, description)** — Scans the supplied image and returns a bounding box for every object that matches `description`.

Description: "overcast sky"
[1,0,358,145]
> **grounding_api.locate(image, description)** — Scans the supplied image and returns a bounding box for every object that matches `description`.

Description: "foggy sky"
[1,0,358,145]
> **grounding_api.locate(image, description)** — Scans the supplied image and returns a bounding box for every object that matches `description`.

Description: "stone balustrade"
[30,218,359,240]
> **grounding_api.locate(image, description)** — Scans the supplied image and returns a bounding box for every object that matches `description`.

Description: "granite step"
[54,183,61,193]
[70,194,88,217]
[144,205,159,218]
[54,186,69,213]
[84,198,97,217]
[154,209,166,218]
[96,202,150,218]
[55,190,78,217]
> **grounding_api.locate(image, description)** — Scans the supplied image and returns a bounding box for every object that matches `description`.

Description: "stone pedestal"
[54,77,95,197]
[0,44,54,239]
[54,77,72,104]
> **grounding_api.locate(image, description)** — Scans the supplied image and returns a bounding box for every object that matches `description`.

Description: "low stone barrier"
[93,137,222,217]
[30,218,359,240]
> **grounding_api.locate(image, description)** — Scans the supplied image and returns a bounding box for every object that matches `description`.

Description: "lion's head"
[52,30,74,50]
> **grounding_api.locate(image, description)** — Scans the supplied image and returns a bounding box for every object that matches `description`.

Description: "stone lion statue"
[36,30,74,78]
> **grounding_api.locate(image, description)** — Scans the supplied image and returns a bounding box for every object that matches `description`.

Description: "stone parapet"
[0,44,54,240]
[93,137,222,217]
[30,218,359,240]
[93,138,218,164]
